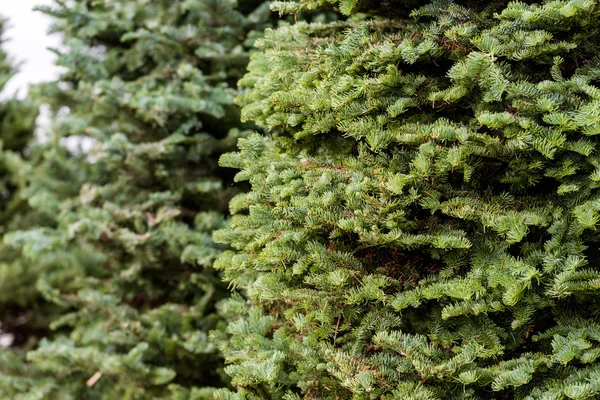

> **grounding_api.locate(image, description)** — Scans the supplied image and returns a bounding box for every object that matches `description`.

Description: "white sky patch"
[1,0,64,138]
[1,0,62,99]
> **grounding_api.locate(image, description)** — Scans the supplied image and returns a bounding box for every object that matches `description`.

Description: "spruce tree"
[215,0,600,398]
[1,1,272,398]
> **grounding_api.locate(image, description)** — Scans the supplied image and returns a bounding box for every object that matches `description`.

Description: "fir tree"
[0,15,44,350]
[214,0,600,398]
[1,1,272,398]
[0,15,75,399]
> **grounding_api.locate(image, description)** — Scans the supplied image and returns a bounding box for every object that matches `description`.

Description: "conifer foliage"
[215,0,600,398]
[1,1,271,398]
[0,16,41,347]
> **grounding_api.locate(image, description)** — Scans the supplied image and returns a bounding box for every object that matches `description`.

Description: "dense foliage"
[213,0,600,399]
[0,15,43,353]
[6,0,600,399]
[0,1,272,398]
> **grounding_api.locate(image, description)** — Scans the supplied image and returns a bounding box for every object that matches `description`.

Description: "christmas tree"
[214,0,600,398]
[1,1,272,398]
[0,15,74,399]
[0,15,44,354]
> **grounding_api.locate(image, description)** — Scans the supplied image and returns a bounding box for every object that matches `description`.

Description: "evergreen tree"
[0,15,44,351]
[1,1,272,398]
[215,0,600,398]
[0,15,75,400]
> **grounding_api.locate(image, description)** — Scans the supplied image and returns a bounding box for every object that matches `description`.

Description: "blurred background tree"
[0,1,273,398]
